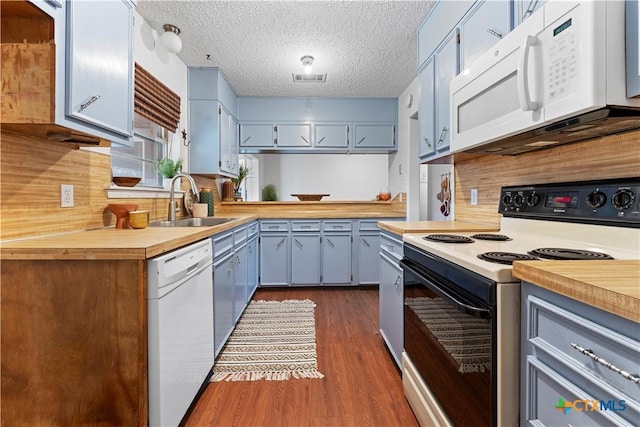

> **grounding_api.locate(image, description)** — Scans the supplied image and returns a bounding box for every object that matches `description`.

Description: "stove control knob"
[513,193,525,207]
[526,192,540,207]
[586,191,607,209]
[612,189,636,210]
[502,193,513,208]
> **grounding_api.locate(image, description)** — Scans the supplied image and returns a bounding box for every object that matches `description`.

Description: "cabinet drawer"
[358,219,381,231]
[322,220,352,232]
[526,293,640,402]
[380,231,403,260]
[234,226,248,246]
[212,231,234,259]
[523,356,631,427]
[291,220,321,232]
[247,221,258,238]
[260,221,290,232]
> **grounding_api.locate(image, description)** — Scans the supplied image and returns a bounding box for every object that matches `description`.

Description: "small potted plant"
[158,157,183,190]
[262,183,278,201]
[230,164,250,201]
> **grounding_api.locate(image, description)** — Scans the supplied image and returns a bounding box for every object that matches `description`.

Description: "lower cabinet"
[259,221,290,286]
[357,220,382,285]
[212,221,258,357]
[521,283,640,427]
[379,230,404,369]
[291,221,322,285]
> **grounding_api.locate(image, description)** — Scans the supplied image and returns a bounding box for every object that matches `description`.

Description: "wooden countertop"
[377,220,499,235]
[513,260,640,323]
[0,209,405,260]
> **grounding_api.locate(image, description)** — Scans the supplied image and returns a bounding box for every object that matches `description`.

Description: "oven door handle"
[400,259,491,319]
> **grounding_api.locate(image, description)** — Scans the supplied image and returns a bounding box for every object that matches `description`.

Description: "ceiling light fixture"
[160,24,182,54]
[301,55,314,74]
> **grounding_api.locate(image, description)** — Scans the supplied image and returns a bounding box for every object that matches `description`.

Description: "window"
[111,113,168,188]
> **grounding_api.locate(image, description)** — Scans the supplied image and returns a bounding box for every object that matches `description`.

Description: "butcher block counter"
[377,220,499,235]
[513,260,640,323]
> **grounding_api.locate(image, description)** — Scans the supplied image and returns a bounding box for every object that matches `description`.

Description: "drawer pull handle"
[571,343,640,384]
[80,94,101,111]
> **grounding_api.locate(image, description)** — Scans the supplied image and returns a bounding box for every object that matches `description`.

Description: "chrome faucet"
[168,172,199,221]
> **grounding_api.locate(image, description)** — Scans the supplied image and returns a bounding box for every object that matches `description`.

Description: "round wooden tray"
[291,194,330,201]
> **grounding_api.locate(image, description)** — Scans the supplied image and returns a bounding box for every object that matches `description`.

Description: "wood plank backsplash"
[0,130,223,240]
[454,131,640,226]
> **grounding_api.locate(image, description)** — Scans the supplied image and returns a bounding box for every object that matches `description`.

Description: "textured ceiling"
[136,0,435,98]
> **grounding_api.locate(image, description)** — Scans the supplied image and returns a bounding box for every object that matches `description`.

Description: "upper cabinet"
[1,0,135,146]
[417,0,512,162]
[514,0,545,27]
[627,0,640,98]
[238,97,397,153]
[187,68,239,177]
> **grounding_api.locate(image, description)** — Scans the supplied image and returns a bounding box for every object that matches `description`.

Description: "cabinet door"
[259,234,290,286]
[352,124,396,150]
[460,0,512,69]
[322,234,352,285]
[379,252,403,368]
[358,233,380,285]
[66,0,133,137]
[239,124,274,148]
[247,236,258,297]
[314,124,349,148]
[515,0,545,26]
[233,244,248,322]
[219,106,232,174]
[276,124,312,147]
[214,252,235,357]
[419,58,436,158]
[291,234,321,285]
[229,115,239,175]
[434,30,459,152]
[189,100,221,175]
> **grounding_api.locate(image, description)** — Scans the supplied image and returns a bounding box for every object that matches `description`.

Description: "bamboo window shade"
[134,63,181,132]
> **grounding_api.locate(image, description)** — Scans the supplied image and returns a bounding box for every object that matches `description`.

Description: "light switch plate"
[61,184,74,208]
[471,188,478,205]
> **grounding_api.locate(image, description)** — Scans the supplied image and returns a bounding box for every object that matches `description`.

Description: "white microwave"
[450,0,640,155]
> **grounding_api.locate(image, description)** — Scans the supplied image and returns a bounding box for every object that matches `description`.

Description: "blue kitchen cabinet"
[276,124,312,148]
[233,226,248,323]
[314,124,349,149]
[460,0,512,70]
[321,221,353,285]
[259,221,290,286]
[352,124,396,151]
[627,0,640,97]
[356,220,382,285]
[379,231,404,369]
[418,58,436,159]
[521,283,640,426]
[213,249,235,358]
[66,0,134,141]
[514,0,545,26]
[239,123,274,148]
[247,227,259,297]
[188,68,239,177]
[434,29,459,153]
[291,221,321,285]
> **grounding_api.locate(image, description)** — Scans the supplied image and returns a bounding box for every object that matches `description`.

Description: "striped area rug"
[211,299,325,382]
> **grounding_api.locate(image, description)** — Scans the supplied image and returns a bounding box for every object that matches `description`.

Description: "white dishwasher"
[148,239,214,427]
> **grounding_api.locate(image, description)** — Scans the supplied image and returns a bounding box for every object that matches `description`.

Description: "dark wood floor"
[184,287,419,427]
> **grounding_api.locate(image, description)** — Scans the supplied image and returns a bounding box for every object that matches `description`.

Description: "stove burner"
[470,234,512,241]
[423,234,474,244]
[478,252,538,265]
[528,248,614,260]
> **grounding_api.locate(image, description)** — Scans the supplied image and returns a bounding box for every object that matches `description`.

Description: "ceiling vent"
[292,73,327,83]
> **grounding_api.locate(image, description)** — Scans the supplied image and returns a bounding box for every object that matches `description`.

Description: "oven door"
[400,256,495,427]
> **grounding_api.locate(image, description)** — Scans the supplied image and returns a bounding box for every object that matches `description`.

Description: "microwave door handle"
[517,35,540,111]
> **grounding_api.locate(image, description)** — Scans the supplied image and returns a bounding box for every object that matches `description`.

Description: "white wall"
[133,12,188,165]
[391,78,419,218]
[257,154,389,201]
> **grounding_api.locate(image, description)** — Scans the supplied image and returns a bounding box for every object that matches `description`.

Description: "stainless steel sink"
[149,217,237,227]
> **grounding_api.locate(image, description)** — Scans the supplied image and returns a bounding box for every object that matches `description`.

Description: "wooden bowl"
[112,176,141,187]
[108,204,139,229]
[291,194,330,201]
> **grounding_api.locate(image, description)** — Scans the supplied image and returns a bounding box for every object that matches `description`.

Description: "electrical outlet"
[471,188,478,206]
[61,184,74,208]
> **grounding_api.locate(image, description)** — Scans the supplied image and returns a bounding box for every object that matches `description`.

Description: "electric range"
[400,178,640,427]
